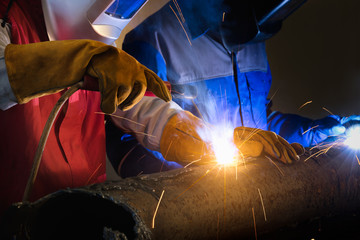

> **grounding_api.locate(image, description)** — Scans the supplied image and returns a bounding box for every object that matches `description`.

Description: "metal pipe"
[2,146,360,239]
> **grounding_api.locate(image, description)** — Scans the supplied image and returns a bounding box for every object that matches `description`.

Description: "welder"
[0,0,303,218]
[106,0,310,177]
[105,0,360,177]
[0,0,173,216]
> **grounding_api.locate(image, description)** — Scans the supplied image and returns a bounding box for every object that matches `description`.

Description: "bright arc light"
[197,123,238,165]
[344,125,360,150]
[212,134,238,165]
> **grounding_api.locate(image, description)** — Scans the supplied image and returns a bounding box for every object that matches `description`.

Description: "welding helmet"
[179,0,307,52]
[41,0,148,44]
[220,0,307,52]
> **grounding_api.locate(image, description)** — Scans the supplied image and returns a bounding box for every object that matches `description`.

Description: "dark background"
[266,0,360,120]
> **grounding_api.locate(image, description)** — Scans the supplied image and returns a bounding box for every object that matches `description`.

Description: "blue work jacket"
[123,3,271,131]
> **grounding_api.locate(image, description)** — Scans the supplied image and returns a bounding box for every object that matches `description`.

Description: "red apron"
[0,0,106,215]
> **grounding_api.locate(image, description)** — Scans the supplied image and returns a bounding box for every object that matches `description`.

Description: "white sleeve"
[0,20,17,110]
[110,96,182,151]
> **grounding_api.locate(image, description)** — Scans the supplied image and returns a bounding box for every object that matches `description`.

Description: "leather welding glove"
[234,127,305,164]
[5,39,171,114]
[160,111,215,165]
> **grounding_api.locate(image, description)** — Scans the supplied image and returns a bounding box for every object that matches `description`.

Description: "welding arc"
[22,82,84,202]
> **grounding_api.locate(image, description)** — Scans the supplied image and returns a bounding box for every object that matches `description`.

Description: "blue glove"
[311,115,346,146]
[340,115,360,127]
[340,115,360,149]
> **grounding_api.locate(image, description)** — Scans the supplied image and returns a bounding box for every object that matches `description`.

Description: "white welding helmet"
[41,0,148,45]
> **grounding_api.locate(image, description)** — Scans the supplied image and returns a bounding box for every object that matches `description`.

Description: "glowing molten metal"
[198,123,239,165]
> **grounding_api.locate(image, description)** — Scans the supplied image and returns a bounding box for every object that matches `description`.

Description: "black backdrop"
[267,0,360,120]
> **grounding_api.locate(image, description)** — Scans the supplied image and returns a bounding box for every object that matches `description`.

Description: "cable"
[231,51,244,126]
[22,82,84,202]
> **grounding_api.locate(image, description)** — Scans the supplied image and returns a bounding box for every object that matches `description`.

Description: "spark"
[118,129,158,140]
[191,99,205,121]
[268,88,279,104]
[174,169,212,200]
[95,112,145,127]
[252,207,258,240]
[266,156,285,176]
[302,125,319,135]
[152,189,165,229]
[344,125,360,150]
[249,88,279,130]
[118,144,139,173]
[298,100,312,110]
[258,188,267,221]
[304,141,339,162]
[235,164,238,180]
[188,86,245,167]
[239,151,247,169]
[217,213,220,240]
[162,139,174,160]
[356,155,360,165]
[126,131,156,138]
[175,127,202,141]
[214,166,224,178]
[304,150,320,162]
[159,158,165,172]
[86,163,102,184]
[316,142,338,156]
[183,159,201,168]
[223,167,227,224]
[169,5,192,46]
[236,128,263,148]
[322,107,335,116]
[222,12,226,22]
[172,0,185,23]
[309,141,327,151]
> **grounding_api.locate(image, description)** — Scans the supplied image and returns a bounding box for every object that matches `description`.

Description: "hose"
[22,82,84,202]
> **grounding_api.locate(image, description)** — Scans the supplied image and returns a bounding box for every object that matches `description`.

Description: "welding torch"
[342,118,360,150]
[321,116,360,150]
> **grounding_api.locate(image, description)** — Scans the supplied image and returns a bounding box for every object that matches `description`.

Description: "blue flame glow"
[344,125,360,150]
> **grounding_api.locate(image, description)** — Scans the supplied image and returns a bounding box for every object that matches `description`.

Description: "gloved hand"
[340,115,360,146]
[5,39,171,114]
[310,115,346,146]
[160,111,214,164]
[340,115,360,128]
[160,111,304,165]
[234,127,304,164]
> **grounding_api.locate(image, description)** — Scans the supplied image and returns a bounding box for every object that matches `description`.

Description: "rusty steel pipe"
[1,146,360,239]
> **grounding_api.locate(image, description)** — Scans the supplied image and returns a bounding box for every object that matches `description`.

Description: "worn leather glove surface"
[160,111,215,165]
[234,127,304,164]
[5,39,171,114]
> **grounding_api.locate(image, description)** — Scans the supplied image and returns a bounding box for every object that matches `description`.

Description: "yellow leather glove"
[234,127,305,164]
[5,39,171,114]
[160,111,215,165]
